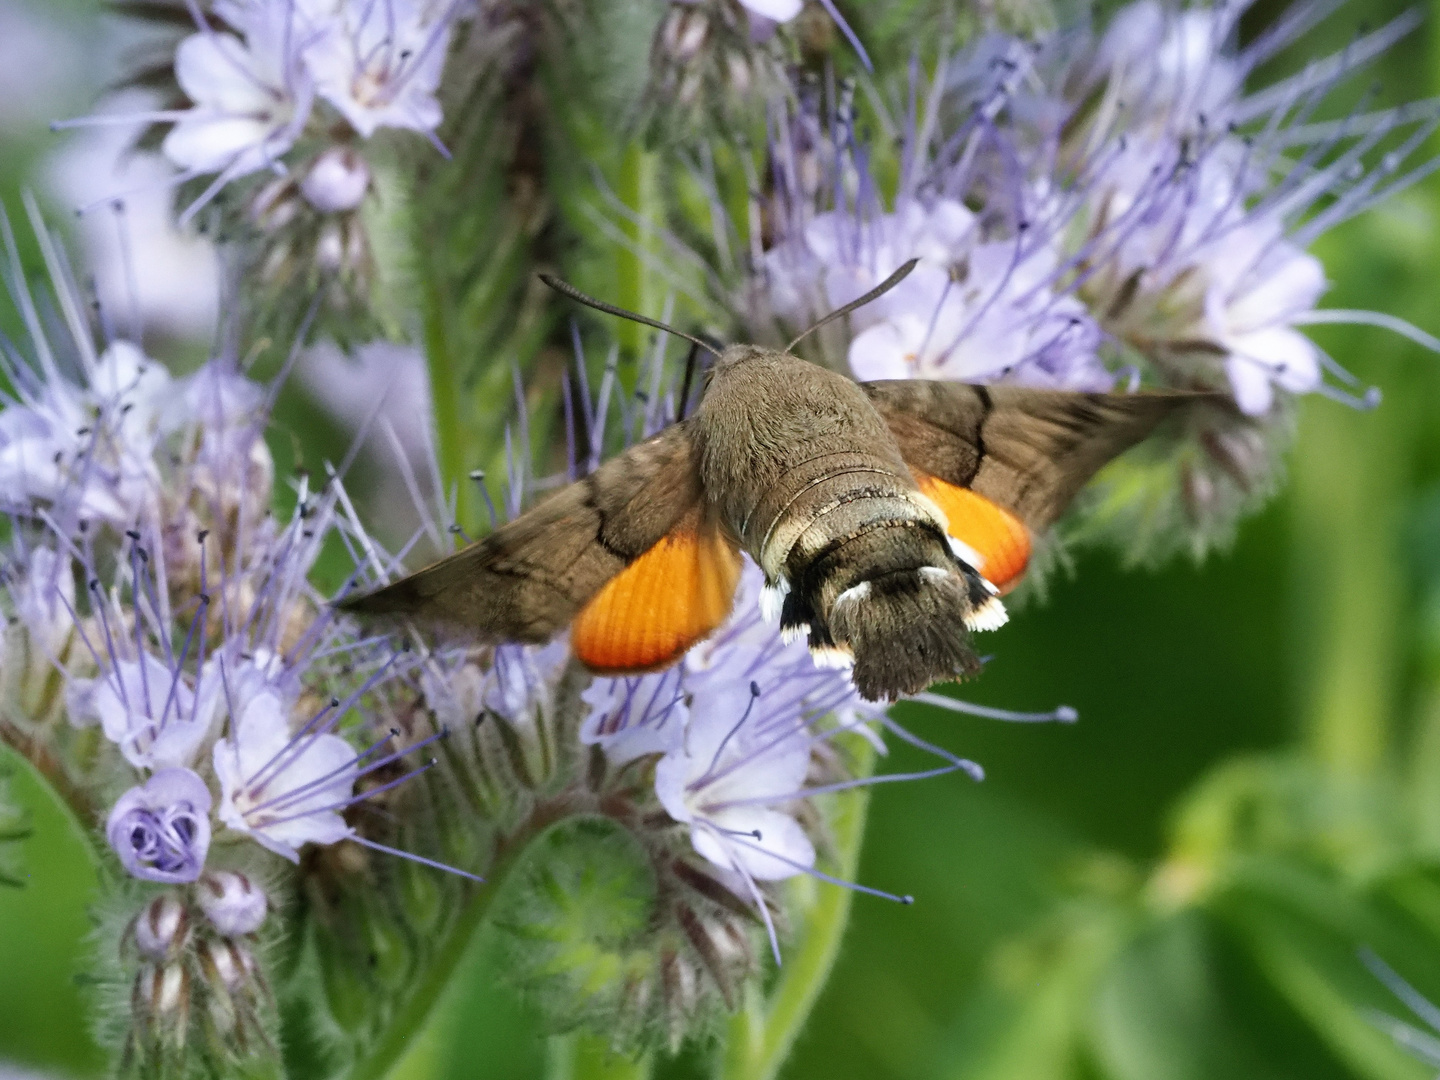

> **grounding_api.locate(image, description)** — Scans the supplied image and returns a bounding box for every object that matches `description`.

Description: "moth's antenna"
[786,258,920,354]
[538,274,721,359]
[677,340,700,420]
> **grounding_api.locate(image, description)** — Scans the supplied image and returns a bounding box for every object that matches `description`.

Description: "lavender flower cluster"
[63,0,458,222]
[0,204,454,1058]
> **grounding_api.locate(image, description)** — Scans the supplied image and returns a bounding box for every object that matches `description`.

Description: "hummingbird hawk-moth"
[341,262,1209,701]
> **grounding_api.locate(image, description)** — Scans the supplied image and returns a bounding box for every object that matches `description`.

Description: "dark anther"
[330,697,340,708]
[199,593,211,604]
[901,895,915,905]
[469,469,485,481]
[88,578,100,590]
[749,680,760,697]
[196,530,209,543]
[126,530,140,541]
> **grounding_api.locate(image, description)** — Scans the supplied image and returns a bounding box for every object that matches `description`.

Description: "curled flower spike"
[107,768,213,884]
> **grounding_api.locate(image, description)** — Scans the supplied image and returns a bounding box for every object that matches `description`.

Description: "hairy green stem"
[359,799,584,1080]
[419,256,472,533]
[546,1032,652,1080]
[613,144,661,360]
[719,738,877,1080]
[1290,393,1404,777]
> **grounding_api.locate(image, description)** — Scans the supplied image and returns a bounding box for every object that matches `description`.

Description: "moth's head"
[712,343,781,374]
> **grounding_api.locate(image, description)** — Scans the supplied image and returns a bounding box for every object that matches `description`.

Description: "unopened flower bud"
[197,871,267,936]
[133,962,190,1034]
[131,893,189,960]
[300,148,371,213]
[197,937,257,993]
[724,51,752,97]
[106,768,212,884]
[659,6,710,61]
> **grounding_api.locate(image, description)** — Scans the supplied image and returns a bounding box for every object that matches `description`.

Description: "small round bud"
[134,962,190,1028]
[659,7,710,61]
[196,871,267,937]
[316,223,346,270]
[300,148,371,213]
[197,937,256,993]
[724,51,752,98]
[131,893,189,960]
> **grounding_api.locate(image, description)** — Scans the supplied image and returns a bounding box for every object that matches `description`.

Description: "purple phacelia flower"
[106,767,213,884]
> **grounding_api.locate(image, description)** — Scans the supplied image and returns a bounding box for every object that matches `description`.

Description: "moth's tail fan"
[827,567,982,702]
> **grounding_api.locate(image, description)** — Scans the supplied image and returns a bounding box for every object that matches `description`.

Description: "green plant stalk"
[546,1032,652,1080]
[719,737,878,1080]
[419,255,472,532]
[613,144,661,360]
[1290,392,1403,777]
[360,799,584,1080]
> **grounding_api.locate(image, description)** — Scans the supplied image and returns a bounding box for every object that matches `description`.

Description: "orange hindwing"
[914,472,1031,594]
[572,508,742,674]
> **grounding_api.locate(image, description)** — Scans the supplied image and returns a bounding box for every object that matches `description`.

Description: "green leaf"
[0,757,30,888]
[1212,857,1436,1080]
[938,891,1137,1080]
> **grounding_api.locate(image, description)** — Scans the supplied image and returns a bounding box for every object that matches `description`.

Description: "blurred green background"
[4,0,1440,1078]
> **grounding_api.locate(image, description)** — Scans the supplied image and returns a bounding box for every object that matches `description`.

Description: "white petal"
[848,322,914,381]
[1227,248,1326,335]
[1224,354,1276,416]
[694,809,814,880]
[162,115,276,173]
[174,33,273,112]
[737,0,803,22]
[654,746,694,825]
